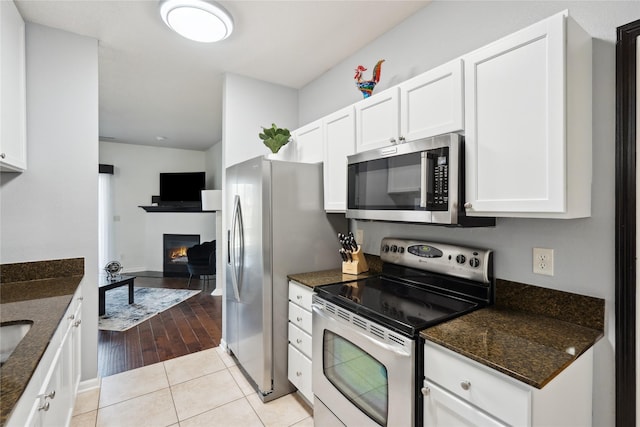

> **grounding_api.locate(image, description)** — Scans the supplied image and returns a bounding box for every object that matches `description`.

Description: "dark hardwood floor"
[98,273,222,377]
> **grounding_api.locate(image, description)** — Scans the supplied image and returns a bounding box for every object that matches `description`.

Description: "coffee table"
[99,275,136,316]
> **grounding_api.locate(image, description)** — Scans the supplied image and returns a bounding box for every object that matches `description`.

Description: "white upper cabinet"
[354,59,464,154]
[0,0,27,172]
[399,59,464,142]
[354,87,400,152]
[463,10,592,218]
[292,119,324,164]
[323,106,355,212]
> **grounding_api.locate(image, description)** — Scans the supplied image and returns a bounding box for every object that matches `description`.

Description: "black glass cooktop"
[314,275,479,337]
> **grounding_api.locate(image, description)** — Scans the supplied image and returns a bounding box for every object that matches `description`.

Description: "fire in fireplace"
[163,234,200,276]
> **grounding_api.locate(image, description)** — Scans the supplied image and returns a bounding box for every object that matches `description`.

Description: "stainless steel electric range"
[312,237,494,427]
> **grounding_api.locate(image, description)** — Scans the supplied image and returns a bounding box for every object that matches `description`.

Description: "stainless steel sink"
[0,321,33,366]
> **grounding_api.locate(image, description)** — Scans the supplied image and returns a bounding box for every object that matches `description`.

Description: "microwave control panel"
[425,147,449,211]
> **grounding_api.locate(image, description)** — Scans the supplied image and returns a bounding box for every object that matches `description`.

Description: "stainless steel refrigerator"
[225,156,346,402]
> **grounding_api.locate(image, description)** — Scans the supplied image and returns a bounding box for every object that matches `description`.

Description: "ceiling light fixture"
[160,0,233,43]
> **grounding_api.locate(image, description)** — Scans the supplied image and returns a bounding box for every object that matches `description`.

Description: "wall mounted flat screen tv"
[159,172,205,205]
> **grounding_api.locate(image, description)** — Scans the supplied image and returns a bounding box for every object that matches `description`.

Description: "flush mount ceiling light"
[160,0,233,43]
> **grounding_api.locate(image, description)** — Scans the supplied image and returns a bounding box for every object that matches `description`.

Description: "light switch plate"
[533,247,554,276]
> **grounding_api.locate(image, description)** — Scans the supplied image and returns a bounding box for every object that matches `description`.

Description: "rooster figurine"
[354,59,385,98]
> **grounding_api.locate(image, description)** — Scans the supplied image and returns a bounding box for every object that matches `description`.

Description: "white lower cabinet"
[287,281,314,404]
[9,288,83,427]
[423,342,593,427]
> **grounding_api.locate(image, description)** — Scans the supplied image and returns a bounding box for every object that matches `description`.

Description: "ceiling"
[15,0,429,151]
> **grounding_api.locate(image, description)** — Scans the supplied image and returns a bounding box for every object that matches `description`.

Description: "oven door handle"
[312,303,412,358]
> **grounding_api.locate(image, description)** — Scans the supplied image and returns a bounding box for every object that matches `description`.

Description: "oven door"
[312,298,415,427]
[346,134,460,224]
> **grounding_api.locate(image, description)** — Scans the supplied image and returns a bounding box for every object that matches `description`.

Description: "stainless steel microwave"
[346,133,494,226]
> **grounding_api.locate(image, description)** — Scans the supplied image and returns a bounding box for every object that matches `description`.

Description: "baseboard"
[210,287,223,296]
[122,266,145,274]
[78,377,101,393]
[220,338,228,352]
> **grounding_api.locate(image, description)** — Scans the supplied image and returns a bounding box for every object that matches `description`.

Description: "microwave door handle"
[420,152,428,208]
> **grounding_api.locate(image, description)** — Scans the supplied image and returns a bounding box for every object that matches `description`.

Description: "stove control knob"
[469,258,480,268]
[399,246,405,254]
[383,244,390,253]
[456,254,466,264]
[391,245,398,253]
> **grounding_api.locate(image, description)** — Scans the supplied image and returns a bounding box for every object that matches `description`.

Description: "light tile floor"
[71,347,314,427]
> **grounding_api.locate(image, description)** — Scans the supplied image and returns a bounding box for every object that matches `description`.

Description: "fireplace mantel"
[138,205,217,213]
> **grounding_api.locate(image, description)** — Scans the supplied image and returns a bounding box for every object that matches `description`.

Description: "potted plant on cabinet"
[259,123,291,154]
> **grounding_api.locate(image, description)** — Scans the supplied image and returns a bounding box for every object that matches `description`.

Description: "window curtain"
[98,164,115,273]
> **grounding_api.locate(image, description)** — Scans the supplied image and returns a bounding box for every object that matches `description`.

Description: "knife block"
[342,246,369,275]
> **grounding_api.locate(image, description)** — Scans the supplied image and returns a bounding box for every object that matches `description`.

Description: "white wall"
[0,24,99,381]
[205,141,222,189]
[99,141,210,272]
[298,2,640,426]
[223,73,298,167]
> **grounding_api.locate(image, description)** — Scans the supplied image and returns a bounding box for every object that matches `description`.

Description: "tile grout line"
[162,360,181,426]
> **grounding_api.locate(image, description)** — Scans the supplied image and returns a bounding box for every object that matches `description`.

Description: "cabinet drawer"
[288,302,312,334]
[288,344,312,403]
[288,281,314,310]
[424,342,530,426]
[288,322,312,359]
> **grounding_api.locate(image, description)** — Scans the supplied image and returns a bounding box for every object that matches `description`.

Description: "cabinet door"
[464,12,565,215]
[323,106,355,212]
[293,120,323,164]
[423,380,508,427]
[399,59,464,141]
[0,0,27,172]
[36,330,74,427]
[288,345,312,403]
[355,87,399,152]
[71,296,83,393]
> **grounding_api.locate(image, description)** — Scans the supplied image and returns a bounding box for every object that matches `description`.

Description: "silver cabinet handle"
[296,338,302,344]
[296,316,302,322]
[464,202,472,209]
[43,390,55,400]
[74,320,82,327]
[38,402,50,412]
[0,153,5,159]
[460,381,471,390]
[390,138,397,144]
[421,386,430,396]
[296,295,302,300]
[68,314,75,320]
[399,136,406,143]
[296,371,302,376]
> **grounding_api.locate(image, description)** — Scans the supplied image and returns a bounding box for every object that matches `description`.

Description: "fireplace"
[163,234,200,276]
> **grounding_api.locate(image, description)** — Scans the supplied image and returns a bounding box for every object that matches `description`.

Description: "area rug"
[99,286,200,332]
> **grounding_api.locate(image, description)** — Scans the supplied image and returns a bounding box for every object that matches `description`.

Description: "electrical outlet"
[533,248,554,276]
[355,229,364,245]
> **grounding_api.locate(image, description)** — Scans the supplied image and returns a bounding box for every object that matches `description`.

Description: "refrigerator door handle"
[230,195,243,301]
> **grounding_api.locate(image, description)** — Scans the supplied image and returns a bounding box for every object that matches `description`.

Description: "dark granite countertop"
[421,279,604,389]
[0,258,84,426]
[287,254,382,288]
